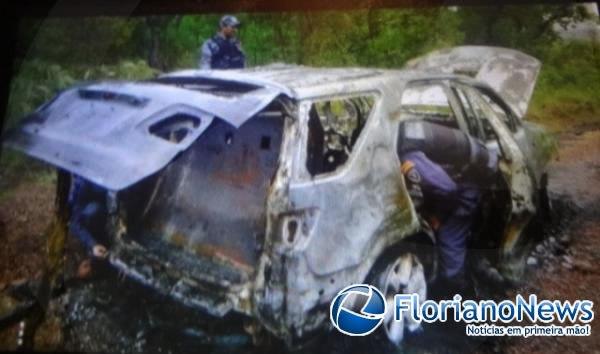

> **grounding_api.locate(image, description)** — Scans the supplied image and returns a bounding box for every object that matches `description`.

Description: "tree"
[458,4,591,55]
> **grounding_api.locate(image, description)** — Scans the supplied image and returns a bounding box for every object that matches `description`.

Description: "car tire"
[363,249,428,350]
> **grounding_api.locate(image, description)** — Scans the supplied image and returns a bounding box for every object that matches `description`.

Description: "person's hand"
[92,244,108,259]
[77,259,92,279]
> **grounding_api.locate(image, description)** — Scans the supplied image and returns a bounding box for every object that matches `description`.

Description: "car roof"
[160,64,475,99]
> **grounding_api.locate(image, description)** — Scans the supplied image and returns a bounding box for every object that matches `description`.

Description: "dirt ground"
[0,182,53,285]
[0,126,599,352]
[501,128,600,354]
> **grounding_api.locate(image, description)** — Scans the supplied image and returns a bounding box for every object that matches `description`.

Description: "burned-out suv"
[4,46,551,347]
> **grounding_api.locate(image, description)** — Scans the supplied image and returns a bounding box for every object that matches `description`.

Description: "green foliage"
[1,58,75,193]
[528,41,600,129]
[238,13,297,66]
[2,6,599,194]
[21,17,143,66]
[456,5,599,130]
[249,9,463,68]
[5,7,600,131]
[534,129,559,164]
[458,5,591,55]
[16,10,464,71]
[353,8,464,67]
[79,60,159,81]
[5,59,75,129]
[165,16,217,68]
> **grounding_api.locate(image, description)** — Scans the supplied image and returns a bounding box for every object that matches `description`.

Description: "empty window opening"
[479,90,518,132]
[400,84,458,129]
[452,86,483,138]
[461,87,503,144]
[306,96,375,176]
[149,114,200,143]
[287,219,298,243]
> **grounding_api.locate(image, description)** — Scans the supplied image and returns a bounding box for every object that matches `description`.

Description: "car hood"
[405,46,541,117]
[3,81,283,190]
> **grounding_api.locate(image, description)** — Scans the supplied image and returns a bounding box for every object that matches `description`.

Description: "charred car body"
[4,46,551,347]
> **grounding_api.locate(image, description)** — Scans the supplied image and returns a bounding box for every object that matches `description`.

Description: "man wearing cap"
[199,15,246,70]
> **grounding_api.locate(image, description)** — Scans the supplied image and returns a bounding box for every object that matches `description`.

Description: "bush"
[5,59,76,129]
[528,40,600,129]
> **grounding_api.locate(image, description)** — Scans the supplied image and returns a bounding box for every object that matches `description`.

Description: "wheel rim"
[380,253,427,346]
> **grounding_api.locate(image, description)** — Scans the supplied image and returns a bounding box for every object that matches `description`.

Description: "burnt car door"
[288,93,390,276]
[475,86,551,185]
[449,83,536,255]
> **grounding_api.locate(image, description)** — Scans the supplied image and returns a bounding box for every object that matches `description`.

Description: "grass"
[527,41,600,131]
[533,127,560,165]
[0,150,56,200]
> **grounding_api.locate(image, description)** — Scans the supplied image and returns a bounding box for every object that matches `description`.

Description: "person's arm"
[67,175,84,209]
[69,202,100,252]
[199,40,213,70]
[236,40,246,68]
[402,151,458,199]
[69,202,109,258]
[69,178,110,258]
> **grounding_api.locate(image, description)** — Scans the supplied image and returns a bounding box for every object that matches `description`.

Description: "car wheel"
[372,252,427,347]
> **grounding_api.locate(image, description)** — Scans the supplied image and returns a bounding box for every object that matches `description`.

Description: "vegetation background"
[1,4,599,192]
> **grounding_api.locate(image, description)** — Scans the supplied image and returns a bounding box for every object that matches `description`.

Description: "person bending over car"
[397,120,498,296]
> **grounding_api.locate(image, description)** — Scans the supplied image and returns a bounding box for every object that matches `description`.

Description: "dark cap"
[220,15,241,28]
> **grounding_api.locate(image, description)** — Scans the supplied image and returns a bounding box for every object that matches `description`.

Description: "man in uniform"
[397,120,499,295]
[199,15,245,70]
